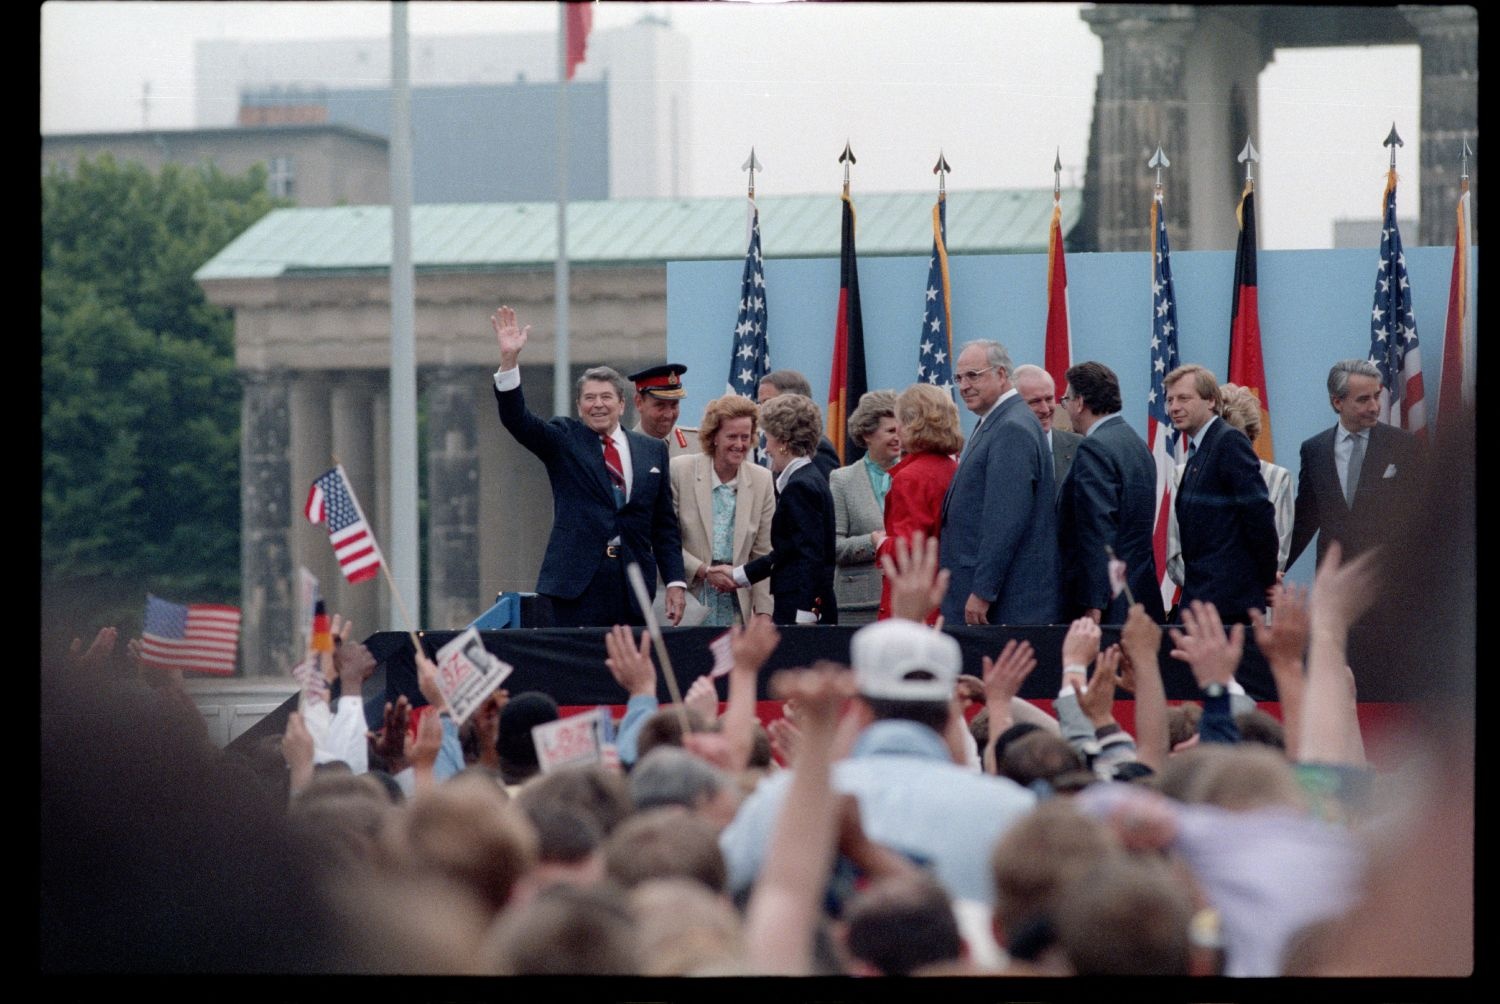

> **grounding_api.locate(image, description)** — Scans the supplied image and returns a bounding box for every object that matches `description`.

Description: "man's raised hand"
[492,304,530,369]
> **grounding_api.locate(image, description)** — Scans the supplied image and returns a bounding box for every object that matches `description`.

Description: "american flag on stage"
[917,192,954,393]
[140,594,241,676]
[1369,169,1426,441]
[1147,192,1186,615]
[305,465,383,584]
[727,198,771,399]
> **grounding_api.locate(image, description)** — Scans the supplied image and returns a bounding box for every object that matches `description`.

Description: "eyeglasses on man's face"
[954,366,997,385]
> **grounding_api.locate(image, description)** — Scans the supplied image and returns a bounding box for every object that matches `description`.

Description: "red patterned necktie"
[601,434,627,508]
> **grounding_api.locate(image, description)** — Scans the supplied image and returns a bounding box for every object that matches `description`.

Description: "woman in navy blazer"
[707,393,838,625]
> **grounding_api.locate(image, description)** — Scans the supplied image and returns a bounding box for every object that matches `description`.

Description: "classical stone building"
[1076,5,1477,251]
[197,188,1080,674]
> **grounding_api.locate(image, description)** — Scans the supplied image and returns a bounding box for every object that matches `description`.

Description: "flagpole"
[934,150,952,354]
[388,2,421,632]
[554,3,572,419]
[1044,147,1073,401]
[1461,137,1475,408]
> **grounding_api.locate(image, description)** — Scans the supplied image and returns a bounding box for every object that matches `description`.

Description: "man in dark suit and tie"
[1288,359,1421,571]
[939,340,1060,626]
[1057,361,1166,624]
[1164,364,1278,624]
[491,305,687,628]
[1013,363,1081,499]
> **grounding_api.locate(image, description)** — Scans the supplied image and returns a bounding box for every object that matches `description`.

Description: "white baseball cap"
[850,620,961,702]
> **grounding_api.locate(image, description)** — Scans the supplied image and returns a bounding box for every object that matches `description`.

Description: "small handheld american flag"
[306,465,383,584]
[141,594,241,676]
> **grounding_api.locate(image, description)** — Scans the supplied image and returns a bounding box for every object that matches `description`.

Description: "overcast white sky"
[41,1,1426,249]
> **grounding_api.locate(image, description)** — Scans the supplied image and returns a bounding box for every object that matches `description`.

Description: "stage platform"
[229,622,1420,763]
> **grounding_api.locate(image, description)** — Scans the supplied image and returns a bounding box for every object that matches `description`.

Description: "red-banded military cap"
[627,363,688,399]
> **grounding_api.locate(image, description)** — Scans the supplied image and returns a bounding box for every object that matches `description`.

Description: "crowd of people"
[41,454,1472,976]
[37,308,1470,979]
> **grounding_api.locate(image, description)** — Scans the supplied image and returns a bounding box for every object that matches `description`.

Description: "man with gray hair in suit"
[939,340,1061,626]
[1287,358,1421,571]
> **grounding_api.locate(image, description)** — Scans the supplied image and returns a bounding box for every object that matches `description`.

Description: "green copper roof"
[195,188,1081,281]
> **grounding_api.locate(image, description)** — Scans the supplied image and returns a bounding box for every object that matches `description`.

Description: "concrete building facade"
[41,124,390,207]
[195,15,690,199]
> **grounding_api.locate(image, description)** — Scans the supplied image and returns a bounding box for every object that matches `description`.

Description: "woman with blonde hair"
[706,393,837,624]
[669,395,775,626]
[875,384,963,621]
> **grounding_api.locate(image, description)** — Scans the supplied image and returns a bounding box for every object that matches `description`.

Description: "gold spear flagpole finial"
[742,146,763,199]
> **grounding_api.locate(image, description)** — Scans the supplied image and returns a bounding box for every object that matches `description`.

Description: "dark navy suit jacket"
[1287,422,1420,571]
[1174,416,1278,621]
[1057,415,1166,624]
[495,384,684,601]
[939,393,1060,625]
[744,461,838,624]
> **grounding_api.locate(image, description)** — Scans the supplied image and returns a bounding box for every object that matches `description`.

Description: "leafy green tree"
[42,155,283,642]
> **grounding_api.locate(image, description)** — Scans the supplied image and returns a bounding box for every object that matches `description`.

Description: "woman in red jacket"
[876,383,964,621]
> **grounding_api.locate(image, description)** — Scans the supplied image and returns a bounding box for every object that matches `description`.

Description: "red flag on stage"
[1438,175,1473,438]
[1227,183,1274,461]
[1043,199,1073,397]
[827,192,868,464]
[564,2,593,81]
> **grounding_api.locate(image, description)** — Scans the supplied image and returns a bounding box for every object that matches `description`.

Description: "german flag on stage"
[827,191,868,464]
[1227,183,1274,461]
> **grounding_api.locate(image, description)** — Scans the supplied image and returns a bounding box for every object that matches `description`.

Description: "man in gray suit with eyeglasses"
[939,340,1060,626]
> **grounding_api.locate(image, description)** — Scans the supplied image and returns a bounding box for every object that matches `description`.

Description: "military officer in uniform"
[629,363,701,458]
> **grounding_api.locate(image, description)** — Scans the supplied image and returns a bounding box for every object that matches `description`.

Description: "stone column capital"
[1082,4,1198,42]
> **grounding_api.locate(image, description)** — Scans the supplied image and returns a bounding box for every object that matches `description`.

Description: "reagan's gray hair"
[576,366,630,404]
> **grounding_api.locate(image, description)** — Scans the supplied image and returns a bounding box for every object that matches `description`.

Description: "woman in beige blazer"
[670,395,775,625]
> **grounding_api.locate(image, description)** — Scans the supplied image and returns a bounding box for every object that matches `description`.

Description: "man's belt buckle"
[605,544,621,558]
